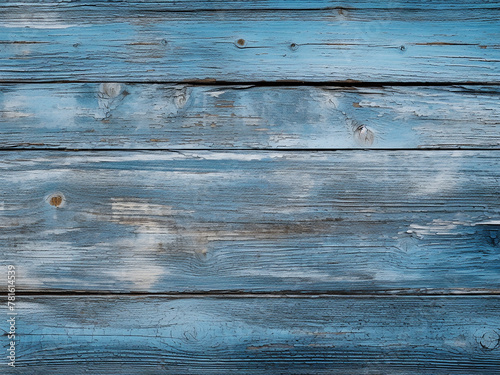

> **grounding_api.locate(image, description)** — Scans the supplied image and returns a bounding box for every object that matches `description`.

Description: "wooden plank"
[2,150,500,292]
[2,0,499,11]
[2,84,500,149]
[4,295,500,373]
[1,6,499,82]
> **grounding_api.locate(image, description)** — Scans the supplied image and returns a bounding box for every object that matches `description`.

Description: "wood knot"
[236,38,246,48]
[354,125,374,146]
[479,330,500,351]
[174,86,189,108]
[47,193,65,208]
[99,83,122,99]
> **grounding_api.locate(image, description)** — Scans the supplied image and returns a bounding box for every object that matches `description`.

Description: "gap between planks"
[5,290,500,297]
[1,81,500,86]
[3,148,500,152]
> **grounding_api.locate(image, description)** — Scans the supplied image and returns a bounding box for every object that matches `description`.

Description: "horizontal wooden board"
[3,295,500,374]
[2,0,500,10]
[0,6,499,82]
[1,84,500,149]
[1,151,500,292]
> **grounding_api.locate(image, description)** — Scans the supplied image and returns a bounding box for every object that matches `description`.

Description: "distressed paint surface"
[1,84,500,149]
[3,0,499,10]
[1,0,500,372]
[1,151,500,292]
[0,4,499,82]
[3,296,500,374]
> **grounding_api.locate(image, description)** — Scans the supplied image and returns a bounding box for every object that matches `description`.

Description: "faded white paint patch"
[111,198,179,216]
[261,170,317,214]
[234,268,380,282]
[105,198,190,235]
[105,260,165,290]
[411,152,462,196]
[207,90,226,98]
[29,152,277,165]
[1,12,72,29]
[444,338,468,348]
[2,90,81,129]
[188,152,273,161]
[417,172,453,195]
[407,219,468,236]
[1,111,33,119]
[1,94,33,119]
[372,270,421,282]
[1,23,71,29]
[37,228,81,236]
[236,268,332,281]
[13,152,326,166]
[5,170,72,183]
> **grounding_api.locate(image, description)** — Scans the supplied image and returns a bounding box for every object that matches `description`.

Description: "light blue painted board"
[2,0,499,10]
[3,296,500,374]
[0,6,499,82]
[1,84,500,149]
[1,151,500,292]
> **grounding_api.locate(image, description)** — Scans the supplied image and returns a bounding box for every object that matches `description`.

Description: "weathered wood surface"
[3,0,499,10]
[1,84,500,149]
[2,150,500,292]
[4,295,500,374]
[1,1,500,372]
[1,4,499,82]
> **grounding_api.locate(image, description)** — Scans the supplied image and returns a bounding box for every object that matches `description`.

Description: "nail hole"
[289,43,299,51]
[236,38,246,48]
[399,45,406,51]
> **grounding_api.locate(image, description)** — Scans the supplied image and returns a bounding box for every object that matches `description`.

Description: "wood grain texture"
[2,0,499,10]
[2,151,500,292]
[1,2,499,371]
[4,295,500,374]
[1,4,499,82]
[1,84,500,149]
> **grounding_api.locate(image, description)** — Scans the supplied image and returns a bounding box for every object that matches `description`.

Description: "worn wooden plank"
[2,0,499,10]
[3,295,500,373]
[0,6,499,82]
[1,84,500,149]
[1,150,500,292]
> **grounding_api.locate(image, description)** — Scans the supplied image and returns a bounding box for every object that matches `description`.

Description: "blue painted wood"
[1,84,500,149]
[2,151,500,292]
[0,4,499,82]
[4,295,500,373]
[2,0,498,10]
[1,1,499,372]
